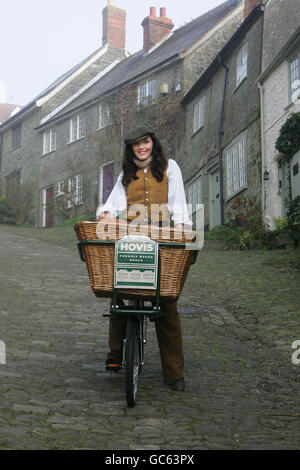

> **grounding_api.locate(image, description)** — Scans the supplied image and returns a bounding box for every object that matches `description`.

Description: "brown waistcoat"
[126,167,169,223]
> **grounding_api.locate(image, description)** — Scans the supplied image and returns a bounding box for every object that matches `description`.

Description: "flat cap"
[124,123,155,145]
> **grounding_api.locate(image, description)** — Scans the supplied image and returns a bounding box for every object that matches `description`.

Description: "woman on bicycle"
[96,123,192,391]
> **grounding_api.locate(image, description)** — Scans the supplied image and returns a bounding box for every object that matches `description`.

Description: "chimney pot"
[142,6,174,53]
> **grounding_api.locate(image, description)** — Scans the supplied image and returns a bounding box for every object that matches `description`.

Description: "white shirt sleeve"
[167,159,193,227]
[96,171,127,220]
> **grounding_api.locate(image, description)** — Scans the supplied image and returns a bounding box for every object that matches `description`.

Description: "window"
[236,42,248,87]
[43,129,56,155]
[188,175,202,212]
[99,102,112,129]
[69,113,85,143]
[193,95,205,134]
[226,134,247,198]
[56,180,65,197]
[290,56,300,102]
[11,123,21,151]
[5,170,21,198]
[138,79,156,105]
[67,174,83,207]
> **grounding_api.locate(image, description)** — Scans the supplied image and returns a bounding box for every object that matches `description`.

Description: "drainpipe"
[218,58,229,226]
[258,81,266,221]
[257,7,266,221]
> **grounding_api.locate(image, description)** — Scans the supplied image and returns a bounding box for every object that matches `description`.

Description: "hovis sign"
[114,235,158,289]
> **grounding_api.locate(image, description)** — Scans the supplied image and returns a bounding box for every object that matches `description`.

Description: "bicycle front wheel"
[125,317,141,408]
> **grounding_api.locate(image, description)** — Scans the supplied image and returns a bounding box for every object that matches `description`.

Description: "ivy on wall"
[275,112,300,160]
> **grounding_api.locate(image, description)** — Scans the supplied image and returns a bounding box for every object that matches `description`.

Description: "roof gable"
[37,0,243,128]
[0,44,111,130]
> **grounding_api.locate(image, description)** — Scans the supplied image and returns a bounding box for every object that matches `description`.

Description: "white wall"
[262,59,300,227]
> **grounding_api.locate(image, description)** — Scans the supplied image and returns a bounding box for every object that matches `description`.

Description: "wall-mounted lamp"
[160,83,169,95]
[263,170,270,181]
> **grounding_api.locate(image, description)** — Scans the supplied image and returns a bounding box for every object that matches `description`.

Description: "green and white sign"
[114,235,158,289]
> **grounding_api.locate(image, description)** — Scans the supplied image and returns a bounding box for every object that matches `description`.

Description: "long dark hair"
[122,134,168,187]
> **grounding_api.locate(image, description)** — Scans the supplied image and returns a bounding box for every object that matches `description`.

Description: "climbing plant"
[275,112,300,161]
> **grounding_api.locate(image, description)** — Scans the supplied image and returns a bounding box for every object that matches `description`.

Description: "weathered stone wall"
[262,0,300,71]
[183,16,263,228]
[182,5,244,93]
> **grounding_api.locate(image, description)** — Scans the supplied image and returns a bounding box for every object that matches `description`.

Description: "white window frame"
[43,128,56,155]
[226,133,247,199]
[289,54,300,102]
[67,174,83,207]
[236,42,248,87]
[193,95,205,134]
[138,79,156,106]
[99,102,112,129]
[188,173,203,213]
[69,113,85,143]
[56,180,65,197]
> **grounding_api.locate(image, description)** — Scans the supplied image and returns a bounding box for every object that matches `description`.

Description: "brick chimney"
[102,0,126,49]
[243,0,259,19]
[142,7,174,53]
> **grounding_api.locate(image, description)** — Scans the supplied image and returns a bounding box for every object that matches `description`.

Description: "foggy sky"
[0,0,227,106]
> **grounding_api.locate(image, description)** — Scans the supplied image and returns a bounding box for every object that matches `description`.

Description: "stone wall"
[262,0,300,71]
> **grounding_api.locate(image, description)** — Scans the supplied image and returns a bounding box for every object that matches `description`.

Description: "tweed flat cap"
[124,123,155,144]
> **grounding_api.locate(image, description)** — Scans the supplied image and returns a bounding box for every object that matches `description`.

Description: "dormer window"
[236,42,248,87]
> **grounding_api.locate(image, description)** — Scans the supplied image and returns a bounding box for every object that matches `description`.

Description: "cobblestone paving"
[0,224,299,450]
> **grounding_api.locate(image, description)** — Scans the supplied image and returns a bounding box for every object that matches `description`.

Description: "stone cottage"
[32,0,245,227]
[181,0,264,229]
[257,0,300,227]
[0,1,128,225]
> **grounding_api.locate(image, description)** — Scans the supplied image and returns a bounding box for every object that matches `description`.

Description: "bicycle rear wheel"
[125,317,141,408]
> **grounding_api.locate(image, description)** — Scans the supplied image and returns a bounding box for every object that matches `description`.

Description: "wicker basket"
[75,221,197,302]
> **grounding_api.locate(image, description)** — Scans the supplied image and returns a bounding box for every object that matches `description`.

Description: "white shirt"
[96,159,192,227]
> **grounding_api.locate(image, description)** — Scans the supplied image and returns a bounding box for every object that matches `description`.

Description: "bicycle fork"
[122,316,147,368]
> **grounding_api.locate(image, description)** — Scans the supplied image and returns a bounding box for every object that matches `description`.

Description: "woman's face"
[132,136,153,161]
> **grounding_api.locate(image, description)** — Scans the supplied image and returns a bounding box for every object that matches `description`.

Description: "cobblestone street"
[0,224,299,450]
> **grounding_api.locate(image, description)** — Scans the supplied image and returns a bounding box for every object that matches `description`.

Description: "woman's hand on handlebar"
[97,212,127,224]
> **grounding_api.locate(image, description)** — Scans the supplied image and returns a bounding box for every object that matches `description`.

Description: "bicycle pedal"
[105,361,122,372]
[149,317,159,322]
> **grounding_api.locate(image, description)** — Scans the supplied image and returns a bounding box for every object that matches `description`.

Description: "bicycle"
[105,298,166,407]
[76,223,198,408]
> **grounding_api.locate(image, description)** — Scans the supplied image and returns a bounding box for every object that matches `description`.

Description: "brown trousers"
[107,301,184,382]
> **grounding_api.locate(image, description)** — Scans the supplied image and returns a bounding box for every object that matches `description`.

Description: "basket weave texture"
[75,221,196,302]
